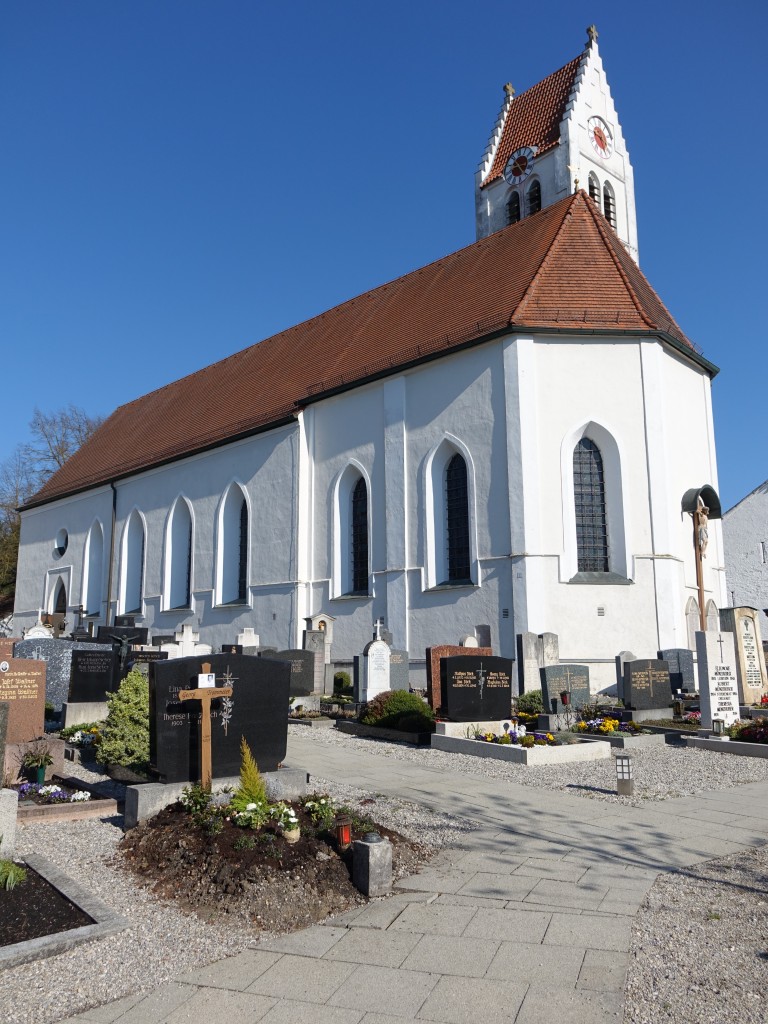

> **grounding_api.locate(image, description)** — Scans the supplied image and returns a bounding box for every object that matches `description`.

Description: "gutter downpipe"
[106,481,117,627]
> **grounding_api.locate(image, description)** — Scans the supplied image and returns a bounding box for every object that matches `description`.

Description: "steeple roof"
[26,193,709,509]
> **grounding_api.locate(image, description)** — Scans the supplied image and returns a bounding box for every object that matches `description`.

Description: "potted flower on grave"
[20,739,54,785]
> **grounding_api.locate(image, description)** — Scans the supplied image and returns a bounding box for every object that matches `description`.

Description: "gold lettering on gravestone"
[632,670,651,692]
[0,669,40,701]
[451,671,476,688]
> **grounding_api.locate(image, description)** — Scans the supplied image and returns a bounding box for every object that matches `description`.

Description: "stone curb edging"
[683,736,768,758]
[0,854,130,971]
[288,717,335,728]
[334,720,433,745]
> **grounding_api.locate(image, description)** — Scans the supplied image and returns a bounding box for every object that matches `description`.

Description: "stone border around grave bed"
[431,734,612,764]
[334,720,433,745]
[557,731,667,749]
[0,854,129,970]
[682,736,768,759]
[15,774,119,824]
[288,717,335,728]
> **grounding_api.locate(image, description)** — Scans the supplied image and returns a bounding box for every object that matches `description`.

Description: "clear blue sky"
[2,1,765,511]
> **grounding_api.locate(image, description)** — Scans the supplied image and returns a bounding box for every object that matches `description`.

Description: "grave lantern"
[335,815,353,850]
[615,752,634,796]
[712,718,725,737]
[560,690,570,706]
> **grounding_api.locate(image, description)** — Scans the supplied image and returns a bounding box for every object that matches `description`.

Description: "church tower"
[475,26,639,263]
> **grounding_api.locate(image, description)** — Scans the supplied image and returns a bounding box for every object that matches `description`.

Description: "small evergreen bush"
[361,690,435,731]
[96,670,150,770]
[333,671,352,694]
[229,737,268,812]
[517,689,544,715]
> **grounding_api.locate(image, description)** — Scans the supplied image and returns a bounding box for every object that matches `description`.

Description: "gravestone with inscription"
[696,630,740,728]
[623,660,671,710]
[0,658,46,743]
[267,650,314,697]
[425,644,493,710]
[516,633,540,695]
[441,655,513,721]
[614,651,636,702]
[719,607,768,705]
[0,701,7,770]
[150,654,289,783]
[0,639,21,661]
[388,649,410,692]
[68,648,119,703]
[540,664,590,714]
[221,644,243,656]
[303,630,327,693]
[13,637,114,713]
[658,648,695,694]
[360,639,391,702]
[96,625,149,646]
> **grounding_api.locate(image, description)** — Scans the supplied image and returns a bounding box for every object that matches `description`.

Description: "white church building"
[14,30,727,690]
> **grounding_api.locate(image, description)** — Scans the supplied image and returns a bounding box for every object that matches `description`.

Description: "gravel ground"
[3,729,768,1024]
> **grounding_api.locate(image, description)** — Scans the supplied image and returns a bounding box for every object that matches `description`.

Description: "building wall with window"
[723,482,768,612]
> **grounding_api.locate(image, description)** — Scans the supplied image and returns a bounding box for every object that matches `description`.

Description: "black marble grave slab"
[68,649,119,703]
[624,660,671,710]
[540,664,590,714]
[13,638,114,713]
[266,650,314,697]
[440,656,513,721]
[221,644,243,655]
[658,649,694,693]
[149,654,289,783]
[152,635,175,647]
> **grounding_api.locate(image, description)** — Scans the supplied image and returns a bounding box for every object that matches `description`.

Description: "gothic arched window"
[507,191,521,225]
[573,438,609,573]
[218,484,248,604]
[350,477,369,595]
[83,520,104,616]
[603,182,616,228]
[588,173,600,204]
[445,454,471,584]
[122,510,145,614]
[526,180,542,217]
[166,498,193,609]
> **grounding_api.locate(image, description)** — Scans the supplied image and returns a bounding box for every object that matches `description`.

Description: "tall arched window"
[685,597,700,650]
[166,498,193,609]
[526,180,541,217]
[218,484,248,605]
[445,454,471,583]
[83,520,104,616]
[351,477,369,595]
[573,438,609,572]
[603,182,616,228]
[588,173,600,204]
[53,577,67,614]
[122,510,145,614]
[507,191,521,225]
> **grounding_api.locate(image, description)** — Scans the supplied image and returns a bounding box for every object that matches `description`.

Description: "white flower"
[246,803,258,811]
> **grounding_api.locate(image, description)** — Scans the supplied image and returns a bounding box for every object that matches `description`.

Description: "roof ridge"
[510,193,582,321]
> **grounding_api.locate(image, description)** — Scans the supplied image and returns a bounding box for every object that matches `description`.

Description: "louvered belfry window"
[351,477,369,594]
[445,454,471,583]
[526,180,541,216]
[603,185,616,228]
[507,192,521,225]
[573,438,609,572]
[589,174,600,203]
[237,496,248,602]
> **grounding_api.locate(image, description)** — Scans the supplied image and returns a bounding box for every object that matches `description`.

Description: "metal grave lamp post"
[712,718,725,738]
[616,752,634,796]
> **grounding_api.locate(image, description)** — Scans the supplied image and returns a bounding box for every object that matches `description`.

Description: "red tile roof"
[26,193,703,509]
[483,53,583,187]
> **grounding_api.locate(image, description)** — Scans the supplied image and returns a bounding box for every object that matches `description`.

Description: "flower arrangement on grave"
[302,794,337,831]
[60,722,103,747]
[20,739,54,770]
[683,711,701,725]
[473,728,558,747]
[728,718,768,744]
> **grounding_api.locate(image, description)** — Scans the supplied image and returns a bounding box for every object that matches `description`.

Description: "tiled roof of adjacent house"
[26,192,704,509]
[482,53,583,187]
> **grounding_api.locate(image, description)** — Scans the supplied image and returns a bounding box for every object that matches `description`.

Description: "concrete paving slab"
[433,893,508,910]
[455,872,537,901]
[462,906,550,943]
[576,950,629,992]
[327,964,439,1017]
[577,868,657,892]
[106,984,196,1024]
[346,894,435,930]
[503,900,584,916]
[324,906,367,926]
[543,913,631,952]
[524,880,607,911]
[163,987,277,1024]
[516,986,623,1023]
[513,860,586,882]
[247,955,357,1003]
[389,903,477,937]
[399,934,499,978]
[255,926,348,957]
[324,928,422,968]
[417,975,527,1024]
[259,999,364,1024]
[175,949,282,990]
[451,851,526,873]
[396,869,478,894]
[486,941,585,985]
[64,994,145,1023]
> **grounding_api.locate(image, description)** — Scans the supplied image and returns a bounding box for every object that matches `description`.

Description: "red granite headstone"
[426,645,493,712]
[0,657,46,743]
[0,638,21,661]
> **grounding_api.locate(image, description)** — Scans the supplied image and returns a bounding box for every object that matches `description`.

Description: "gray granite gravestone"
[540,664,590,714]
[696,630,740,728]
[539,632,560,669]
[266,650,315,697]
[614,651,636,702]
[441,655,513,721]
[13,637,114,713]
[623,660,671,710]
[389,649,410,691]
[516,633,540,695]
[303,630,327,693]
[361,638,390,702]
[658,648,695,694]
[719,607,768,705]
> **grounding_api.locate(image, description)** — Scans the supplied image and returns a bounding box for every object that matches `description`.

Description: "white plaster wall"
[723,484,768,610]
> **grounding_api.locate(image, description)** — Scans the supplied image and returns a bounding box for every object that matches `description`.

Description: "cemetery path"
[57,737,768,1024]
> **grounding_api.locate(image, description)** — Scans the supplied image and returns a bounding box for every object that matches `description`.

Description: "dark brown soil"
[119,802,430,933]
[0,867,93,947]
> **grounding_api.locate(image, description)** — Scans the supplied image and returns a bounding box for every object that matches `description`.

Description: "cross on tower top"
[587,24,598,44]
[503,82,515,97]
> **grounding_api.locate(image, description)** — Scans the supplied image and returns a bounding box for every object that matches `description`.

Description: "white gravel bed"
[291,723,768,804]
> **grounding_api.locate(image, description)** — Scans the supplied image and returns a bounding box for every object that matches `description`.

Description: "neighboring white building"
[723,481,768,612]
[13,31,727,690]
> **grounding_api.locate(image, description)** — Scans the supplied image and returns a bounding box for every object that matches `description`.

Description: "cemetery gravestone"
[13,637,114,713]
[128,649,169,668]
[303,630,327,693]
[388,649,410,692]
[96,625,149,646]
[516,633,540,695]
[614,651,636,703]
[150,653,289,783]
[0,639,21,661]
[719,607,768,705]
[0,658,46,743]
[623,660,671,710]
[68,648,119,703]
[426,644,493,711]
[237,628,259,647]
[541,664,590,715]
[475,624,492,650]
[658,648,695,694]
[441,656,513,721]
[221,644,243,655]
[152,635,175,647]
[0,701,7,769]
[539,632,560,669]
[361,639,390,702]
[267,650,315,697]
[696,630,740,728]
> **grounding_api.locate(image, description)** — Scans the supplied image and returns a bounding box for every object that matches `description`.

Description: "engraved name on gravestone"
[719,607,768,705]
[0,701,8,772]
[426,644,493,710]
[658,649,695,694]
[623,660,671,711]
[266,650,315,697]
[540,664,590,714]
[13,637,114,713]
[68,649,119,703]
[696,630,740,728]
[388,649,410,692]
[149,654,290,783]
[441,655,513,722]
[0,658,46,743]
[362,639,390,702]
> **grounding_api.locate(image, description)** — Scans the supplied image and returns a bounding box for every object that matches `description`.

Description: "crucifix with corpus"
[177,664,233,790]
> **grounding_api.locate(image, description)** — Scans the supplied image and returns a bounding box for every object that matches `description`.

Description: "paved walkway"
[62,736,768,1024]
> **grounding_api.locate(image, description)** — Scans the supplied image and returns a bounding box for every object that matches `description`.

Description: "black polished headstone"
[149,654,289,783]
[658,649,694,693]
[96,625,149,645]
[440,656,513,722]
[68,649,119,703]
[152,635,175,647]
[265,650,314,697]
[475,624,492,650]
[624,660,671,710]
[128,649,169,666]
[114,615,136,628]
[221,644,243,655]
[541,664,590,714]
[13,637,114,713]
[389,649,410,692]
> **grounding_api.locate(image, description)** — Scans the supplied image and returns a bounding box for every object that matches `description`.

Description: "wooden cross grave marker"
[177,663,233,790]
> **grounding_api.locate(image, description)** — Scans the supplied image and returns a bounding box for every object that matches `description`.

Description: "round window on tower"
[53,528,68,559]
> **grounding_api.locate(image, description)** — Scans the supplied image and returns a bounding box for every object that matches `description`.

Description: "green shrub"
[96,670,150,770]
[0,859,27,890]
[520,733,535,748]
[229,737,268,812]
[361,690,435,730]
[517,689,544,715]
[333,671,352,694]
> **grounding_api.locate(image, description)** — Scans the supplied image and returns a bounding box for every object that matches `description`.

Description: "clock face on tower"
[503,146,536,185]
[588,116,613,159]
